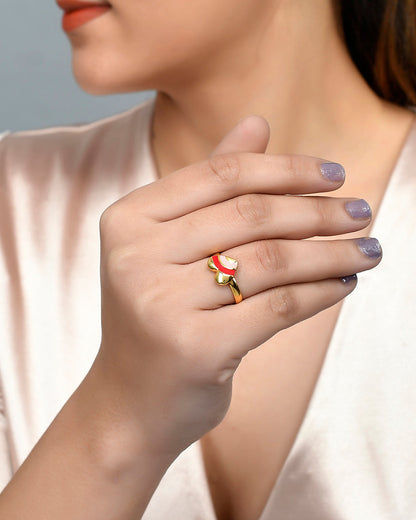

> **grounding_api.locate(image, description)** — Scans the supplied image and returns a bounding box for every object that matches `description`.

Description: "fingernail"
[340,274,357,284]
[345,199,372,220]
[355,237,382,258]
[320,162,345,182]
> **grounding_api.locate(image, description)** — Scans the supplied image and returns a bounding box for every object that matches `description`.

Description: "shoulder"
[0,97,155,183]
[1,96,154,148]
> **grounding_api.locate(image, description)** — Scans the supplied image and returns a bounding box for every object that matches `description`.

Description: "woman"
[0,0,415,518]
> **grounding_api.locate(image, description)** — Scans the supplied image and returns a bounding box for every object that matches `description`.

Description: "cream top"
[1,99,415,519]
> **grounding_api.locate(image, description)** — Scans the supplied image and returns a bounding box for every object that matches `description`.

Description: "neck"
[151,0,413,186]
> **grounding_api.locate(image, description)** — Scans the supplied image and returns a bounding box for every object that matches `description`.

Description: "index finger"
[125,152,346,222]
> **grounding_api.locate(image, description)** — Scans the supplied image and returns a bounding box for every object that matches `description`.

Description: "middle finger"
[163,194,372,263]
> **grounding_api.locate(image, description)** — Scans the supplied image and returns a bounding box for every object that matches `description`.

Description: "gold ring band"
[207,253,243,304]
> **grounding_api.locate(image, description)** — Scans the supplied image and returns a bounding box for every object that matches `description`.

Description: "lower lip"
[62,6,112,33]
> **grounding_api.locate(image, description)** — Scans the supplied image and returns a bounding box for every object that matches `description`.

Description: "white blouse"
[0,98,415,519]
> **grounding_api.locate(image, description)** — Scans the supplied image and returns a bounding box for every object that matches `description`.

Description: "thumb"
[210,115,270,156]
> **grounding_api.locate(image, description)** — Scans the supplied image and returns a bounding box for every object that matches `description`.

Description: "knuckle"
[100,201,152,250]
[267,286,298,319]
[235,194,270,227]
[99,203,119,234]
[134,282,165,319]
[104,245,138,280]
[254,240,287,274]
[312,197,331,226]
[278,154,303,180]
[325,241,343,266]
[99,202,135,241]
[208,153,241,184]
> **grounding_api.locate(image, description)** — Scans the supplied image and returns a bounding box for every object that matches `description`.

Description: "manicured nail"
[340,274,357,284]
[355,237,382,258]
[345,199,372,219]
[320,162,345,182]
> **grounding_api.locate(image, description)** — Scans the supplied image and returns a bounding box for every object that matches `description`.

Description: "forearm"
[0,361,175,520]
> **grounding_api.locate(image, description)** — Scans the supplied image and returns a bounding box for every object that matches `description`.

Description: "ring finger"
[189,237,382,308]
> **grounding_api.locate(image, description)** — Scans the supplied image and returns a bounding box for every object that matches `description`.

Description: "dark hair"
[334,0,416,107]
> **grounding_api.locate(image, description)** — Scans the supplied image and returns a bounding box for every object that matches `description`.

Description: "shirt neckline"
[141,103,416,520]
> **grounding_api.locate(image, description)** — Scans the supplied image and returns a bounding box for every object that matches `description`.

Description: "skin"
[0,0,414,519]
[0,118,379,520]
[70,2,414,518]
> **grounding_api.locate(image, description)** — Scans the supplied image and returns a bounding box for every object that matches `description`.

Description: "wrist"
[73,358,179,479]
[0,356,177,520]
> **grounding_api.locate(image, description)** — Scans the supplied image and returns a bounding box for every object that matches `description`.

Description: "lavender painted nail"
[345,199,372,219]
[356,238,382,258]
[340,274,357,284]
[320,162,345,182]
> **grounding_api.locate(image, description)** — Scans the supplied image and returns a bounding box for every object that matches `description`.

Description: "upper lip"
[56,0,111,13]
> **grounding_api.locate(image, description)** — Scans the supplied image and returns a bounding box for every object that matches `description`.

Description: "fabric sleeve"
[0,130,13,491]
[0,391,12,492]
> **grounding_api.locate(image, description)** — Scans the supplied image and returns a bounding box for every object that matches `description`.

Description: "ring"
[207,253,243,304]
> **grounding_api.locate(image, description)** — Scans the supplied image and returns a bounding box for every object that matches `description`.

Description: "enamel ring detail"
[207,253,243,304]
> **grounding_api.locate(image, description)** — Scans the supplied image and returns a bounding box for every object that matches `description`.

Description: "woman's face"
[65,0,279,95]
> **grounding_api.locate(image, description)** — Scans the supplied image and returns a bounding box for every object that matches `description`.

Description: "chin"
[70,43,189,96]
[73,71,132,96]
[70,50,152,96]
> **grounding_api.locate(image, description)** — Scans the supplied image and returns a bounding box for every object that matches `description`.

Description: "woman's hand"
[95,116,381,458]
[0,116,382,520]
